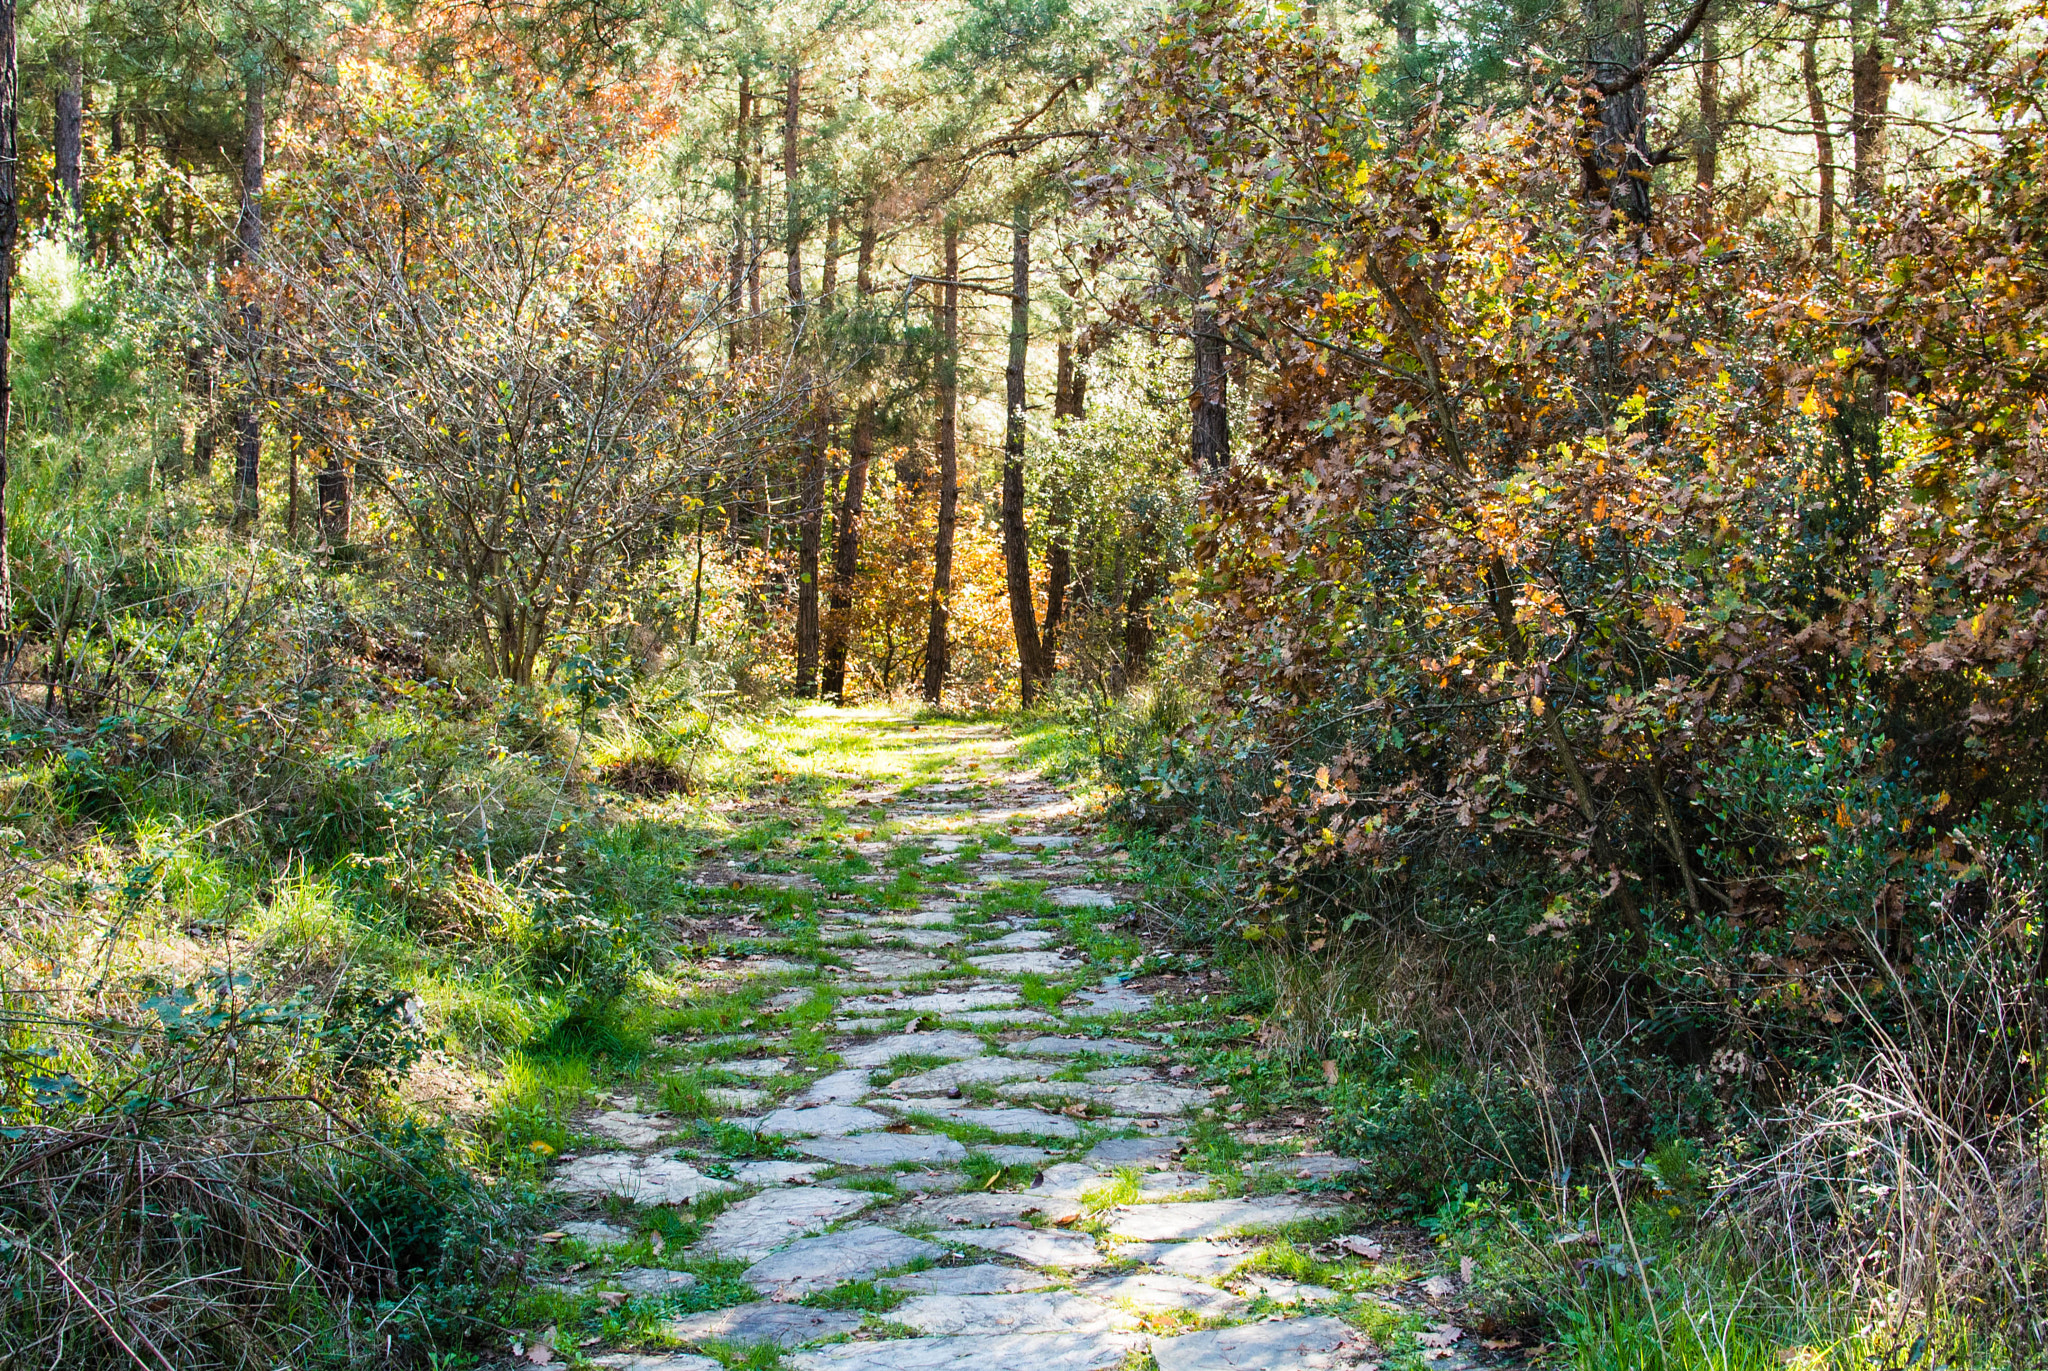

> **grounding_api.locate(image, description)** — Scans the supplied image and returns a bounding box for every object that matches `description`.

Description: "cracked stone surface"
[1084,1272,1248,1317]
[601,1267,702,1297]
[882,1264,1059,1296]
[1117,1241,1252,1278]
[664,1302,862,1349]
[976,928,1059,950]
[837,1030,985,1066]
[726,1159,826,1185]
[557,1219,635,1248]
[1010,1036,1159,1058]
[743,1224,944,1297]
[888,1057,1047,1093]
[592,1354,722,1371]
[787,1331,1138,1371]
[586,1110,676,1146]
[794,1132,968,1166]
[1045,886,1119,908]
[1106,1197,1329,1241]
[945,1226,1107,1268]
[752,1103,888,1136]
[893,1290,1115,1335]
[966,951,1082,976]
[552,1154,735,1205]
[903,1104,1085,1139]
[793,1069,875,1105]
[1087,1136,1184,1167]
[1149,1316,1372,1371]
[696,1186,879,1261]
[895,1189,1082,1226]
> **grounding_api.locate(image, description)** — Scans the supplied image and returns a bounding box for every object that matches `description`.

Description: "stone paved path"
[526,714,1495,1371]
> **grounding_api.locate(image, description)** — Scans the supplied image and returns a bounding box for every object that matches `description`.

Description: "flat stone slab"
[586,1109,675,1147]
[754,1104,888,1136]
[795,1070,876,1105]
[706,1087,770,1111]
[1064,987,1155,1017]
[900,990,1021,1013]
[603,1267,702,1297]
[1236,1274,1340,1304]
[950,1008,1057,1027]
[883,1264,1058,1296]
[946,1226,1106,1269]
[1107,1198,1328,1242]
[1150,1316,1369,1371]
[1083,1272,1247,1318]
[898,1190,1081,1226]
[1012,835,1079,849]
[891,1058,1047,1093]
[795,1132,968,1166]
[552,1154,736,1205]
[744,1224,944,1297]
[1261,1155,1364,1181]
[968,952,1083,976]
[1010,1037,1158,1058]
[891,928,964,947]
[665,1302,862,1349]
[593,1353,722,1371]
[1122,1241,1252,1279]
[1082,1066,1156,1085]
[788,1332,1137,1371]
[721,1057,793,1076]
[1046,887,1118,908]
[697,1186,879,1261]
[976,1144,1052,1165]
[727,1160,828,1186]
[977,928,1059,950]
[849,951,952,978]
[873,907,959,927]
[1095,1083,1206,1116]
[1087,1137,1184,1167]
[557,1219,634,1248]
[911,1104,1083,1139]
[837,1030,986,1067]
[895,1290,1113,1335]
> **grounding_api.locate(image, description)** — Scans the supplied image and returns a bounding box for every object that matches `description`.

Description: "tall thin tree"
[824,207,878,704]
[230,61,265,530]
[921,222,959,704]
[1000,198,1047,704]
[0,0,15,629]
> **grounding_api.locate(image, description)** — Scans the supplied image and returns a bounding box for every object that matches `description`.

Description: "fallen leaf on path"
[1334,1235,1383,1260]
[1417,1323,1464,1347]
[1421,1274,1457,1299]
[1459,1254,1475,1286]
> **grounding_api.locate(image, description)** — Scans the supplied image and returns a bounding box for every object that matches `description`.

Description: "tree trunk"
[318,446,350,545]
[729,71,750,366]
[795,428,824,696]
[0,0,15,631]
[1001,199,1046,706]
[1584,0,1653,223]
[230,65,265,531]
[1043,337,1084,663]
[921,223,960,704]
[783,64,803,314]
[1123,565,1163,686]
[1802,30,1836,256]
[1696,16,1720,190]
[1190,246,1230,471]
[823,210,879,705]
[1848,0,1889,208]
[54,53,81,222]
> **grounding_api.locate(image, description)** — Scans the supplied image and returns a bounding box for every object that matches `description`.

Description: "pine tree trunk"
[787,66,821,696]
[318,447,349,545]
[1001,200,1045,706]
[0,0,15,630]
[1043,339,1082,663]
[729,71,750,366]
[1696,18,1720,190]
[54,53,81,222]
[231,65,265,531]
[1191,246,1230,471]
[921,223,960,705]
[1848,0,1889,208]
[1802,30,1836,256]
[1588,0,1653,223]
[823,212,878,705]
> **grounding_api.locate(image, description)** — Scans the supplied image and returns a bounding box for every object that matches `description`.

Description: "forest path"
[525,708,1491,1371]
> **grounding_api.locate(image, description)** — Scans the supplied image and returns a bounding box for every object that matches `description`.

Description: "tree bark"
[1190,245,1230,471]
[787,66,822,696]
[0,0,15,630]
[54,52,81,221]
[1696,16,1720,190]
[783,65,803,314]
[729,71,750,366]
[1043,338,1083,663]
[1001,199,1046,706]
[921,223,960,704]
[1802,29,1836,256]
[823,211,879,704]
[318,446,349,545]
[1848,0,1889,207]
[231,64,265,532]
[1587,0,1653,223]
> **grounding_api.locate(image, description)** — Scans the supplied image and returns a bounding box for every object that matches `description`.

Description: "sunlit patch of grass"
[802,1279,906,1313]
[1082,1166,1146,1212]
